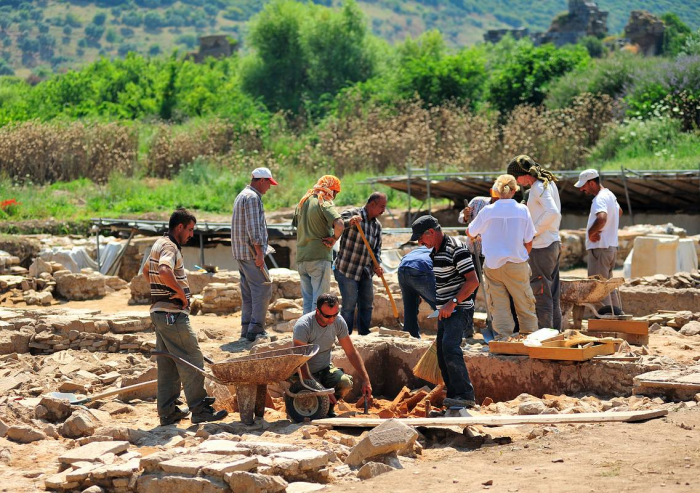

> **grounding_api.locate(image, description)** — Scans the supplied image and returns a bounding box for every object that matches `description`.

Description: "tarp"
[39,241,126,275]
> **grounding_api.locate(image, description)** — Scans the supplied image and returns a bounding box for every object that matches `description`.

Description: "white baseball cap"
[251,167,278,185]
[574,169,599,188]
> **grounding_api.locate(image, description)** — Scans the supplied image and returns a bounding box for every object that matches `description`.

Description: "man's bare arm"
[158,264,187,307]
[338,336,372,396]
[524,240,533,254]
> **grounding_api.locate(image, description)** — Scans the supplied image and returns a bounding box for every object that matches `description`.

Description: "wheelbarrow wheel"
[285,379,330,423]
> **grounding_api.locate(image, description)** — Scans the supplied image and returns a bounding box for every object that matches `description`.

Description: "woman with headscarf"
[293,175,344,313]
[507,155,562,331]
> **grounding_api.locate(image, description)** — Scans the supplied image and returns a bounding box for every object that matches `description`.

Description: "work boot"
[326,403,337,419]
[443,397,476,409]
[159,406,190,426]
[175,396,215,407]
[191,405,228,424]
[246,331,269,342]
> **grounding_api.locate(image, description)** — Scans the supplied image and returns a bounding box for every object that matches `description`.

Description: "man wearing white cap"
[574,169,623,310]
[231,167,278,341]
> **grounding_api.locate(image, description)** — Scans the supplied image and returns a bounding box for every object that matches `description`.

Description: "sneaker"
[245,331,269,342]
[159,406,190,426]
[443,397,476,409]
[191,405,228,424]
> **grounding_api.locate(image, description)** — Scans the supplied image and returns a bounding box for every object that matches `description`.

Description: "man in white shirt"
[507,155,562,330]
[467,175,539,337]
[575,169,623,310]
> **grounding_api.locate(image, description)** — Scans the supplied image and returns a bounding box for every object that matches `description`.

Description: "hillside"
[0,0,697,76]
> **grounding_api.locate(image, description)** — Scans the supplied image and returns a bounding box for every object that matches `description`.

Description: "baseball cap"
[410,215,439,242]
[574,169,599,188]
[251,167,278,185]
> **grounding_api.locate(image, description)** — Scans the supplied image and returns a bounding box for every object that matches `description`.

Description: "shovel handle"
[74,380,157,405]
[246,244,272,283]
[355,222,400,320]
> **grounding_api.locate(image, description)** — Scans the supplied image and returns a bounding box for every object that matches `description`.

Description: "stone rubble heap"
[0,307,155,356]
[627,270,700,289]
[641,310,700,338]
[0,250,22,275]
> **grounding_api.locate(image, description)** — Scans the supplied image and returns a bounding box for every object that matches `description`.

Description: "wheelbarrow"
[152,344,335,425]
[560,276,629,329]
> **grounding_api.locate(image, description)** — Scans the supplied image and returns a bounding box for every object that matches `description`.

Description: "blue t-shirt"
[399,246,433,274]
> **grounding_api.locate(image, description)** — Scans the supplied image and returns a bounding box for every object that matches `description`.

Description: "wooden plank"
[587,319,649,335]
[586,330,649,346]
[313,409,668,428]
[528,341,615,361]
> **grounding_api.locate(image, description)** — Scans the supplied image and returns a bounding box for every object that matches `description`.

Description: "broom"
[412,340,444,385]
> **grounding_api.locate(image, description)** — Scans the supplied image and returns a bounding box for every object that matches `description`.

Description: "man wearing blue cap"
[411,215,479,409]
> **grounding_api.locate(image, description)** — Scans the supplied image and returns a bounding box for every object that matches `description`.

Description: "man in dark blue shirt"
[398,246,437,339]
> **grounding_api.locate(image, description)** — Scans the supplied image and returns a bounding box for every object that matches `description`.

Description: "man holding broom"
[411,215,479,409]
[334,192,387,335]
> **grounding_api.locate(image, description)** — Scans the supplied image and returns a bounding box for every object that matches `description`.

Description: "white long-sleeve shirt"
[526,181,561,249]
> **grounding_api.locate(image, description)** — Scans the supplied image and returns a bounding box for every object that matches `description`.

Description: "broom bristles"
[412,340,444,385]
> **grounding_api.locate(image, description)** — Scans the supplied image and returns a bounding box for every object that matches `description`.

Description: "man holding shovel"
[144,208,228,426]
[334,192,387,335]
[231,167,277,342]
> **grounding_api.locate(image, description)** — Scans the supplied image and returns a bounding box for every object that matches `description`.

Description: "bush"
[0,121,138,184]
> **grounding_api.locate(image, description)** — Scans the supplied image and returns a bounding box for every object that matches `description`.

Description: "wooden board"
[313,409,668,428]
[528,340,615,361]
[489,341,529,355]
[587,319,649,335]
[586,330,649,346]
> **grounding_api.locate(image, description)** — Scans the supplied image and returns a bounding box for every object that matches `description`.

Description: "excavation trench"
[331,338,660,403]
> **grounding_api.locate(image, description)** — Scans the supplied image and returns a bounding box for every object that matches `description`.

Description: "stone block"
[201,456,258,478]
[518,400,546,415]
[345,419,418,467]
[197,439,250,455]
[137,473,229,493]
[38,396,73,422]
[90,458,140,479]
[44,470,79,491]
[159,454,222,475]
[6,425,46,443]
[270,450,330,471]
[281,308,303,321]
[357,461,395,480]
[61,409,98,438]
[58,440,129,465]
[286,482,326,493]
[680,321,700,337]
[226,472,287,493]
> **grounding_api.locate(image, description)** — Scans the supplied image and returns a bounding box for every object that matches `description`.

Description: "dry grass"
[0,121,138,184]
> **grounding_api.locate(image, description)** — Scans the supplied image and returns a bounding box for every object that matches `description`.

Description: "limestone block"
[44,470,80,491]
[357,461,395,480]
[56,273,107,301]
[29,258,52,278]
[128,274,150,305]
[38,396,73,422]
[680,321,700,337]
[119,367,157,401]
[137,473,229,493]
[0,329,32,354]
[6,425,46,443]
[269,298,302,313]
[197,440,250,456]
[281,307,303,321]
[59,440,130,465]
[201,456,258,478]
[345,419,418,467]
[518,400,546,415]
[226,472,287,493]
[269,450,330,471]
[61,409,99,438]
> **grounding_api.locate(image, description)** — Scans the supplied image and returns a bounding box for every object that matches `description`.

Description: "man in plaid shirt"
[231,167,277,342]
[334,192,387,335]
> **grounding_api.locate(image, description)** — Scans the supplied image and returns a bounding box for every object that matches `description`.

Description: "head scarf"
[297,175,341,209]
[506,155,558,190]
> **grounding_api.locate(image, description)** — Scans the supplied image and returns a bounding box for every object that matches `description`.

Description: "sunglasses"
[316,308,339,320]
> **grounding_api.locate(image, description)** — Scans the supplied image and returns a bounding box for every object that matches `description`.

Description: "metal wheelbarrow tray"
[152,344,334,425]
[560,276,628,329]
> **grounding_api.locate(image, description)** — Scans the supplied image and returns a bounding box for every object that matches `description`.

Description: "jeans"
[151,312,207,418]
[334,268,374,335]
[529,242,562,330]
[437,308,475,401]
[298,260,332,314]
[238,259,272,338]
[398,266,436,338]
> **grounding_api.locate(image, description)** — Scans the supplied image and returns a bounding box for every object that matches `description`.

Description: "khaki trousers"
[484,261,539,337]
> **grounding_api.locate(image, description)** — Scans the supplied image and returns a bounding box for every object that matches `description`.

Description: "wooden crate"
[586,330,649,346]
[528,340,616,361]
[587,319,649,335]
[489,340,529,355]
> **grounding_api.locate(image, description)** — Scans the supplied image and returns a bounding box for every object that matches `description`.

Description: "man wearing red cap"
[231,167,278,342]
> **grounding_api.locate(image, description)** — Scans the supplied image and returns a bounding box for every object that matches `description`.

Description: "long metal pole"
[406,164,412,227]
[620,166,635,225]
[425,162,431,215]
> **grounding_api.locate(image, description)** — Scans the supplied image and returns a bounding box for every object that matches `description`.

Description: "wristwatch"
[452,297,458,304]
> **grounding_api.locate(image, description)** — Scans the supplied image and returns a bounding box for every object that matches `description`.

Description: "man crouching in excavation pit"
[292,293,372,418]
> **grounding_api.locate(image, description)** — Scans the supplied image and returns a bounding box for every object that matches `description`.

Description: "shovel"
[47,380,157,405]
[246,244,272,285]
[355,222,403,330]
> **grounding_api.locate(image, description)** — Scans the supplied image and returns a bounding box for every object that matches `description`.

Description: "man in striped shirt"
[231,167,277,342]
[411,215,479,409]
[334,192,387,335]
[144,208,227,426]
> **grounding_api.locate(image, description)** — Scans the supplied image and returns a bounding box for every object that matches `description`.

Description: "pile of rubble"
[642,310,700,337]
[0,307,155,356]
[0,250,22,275]
[627,270,700,289]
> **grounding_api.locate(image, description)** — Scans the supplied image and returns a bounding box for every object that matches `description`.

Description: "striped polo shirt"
[148,234,191,314]
[431,235,476,309]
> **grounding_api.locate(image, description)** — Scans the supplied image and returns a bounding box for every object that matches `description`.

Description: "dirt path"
[325,406,700,493]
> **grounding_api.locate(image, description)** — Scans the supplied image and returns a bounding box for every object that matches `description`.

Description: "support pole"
[620,166,635,225]
[425,162,431,215]
[406,164,412,227]
[199,231,205,268]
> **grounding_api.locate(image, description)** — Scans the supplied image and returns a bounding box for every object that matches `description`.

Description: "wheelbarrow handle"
[151,350,224,385]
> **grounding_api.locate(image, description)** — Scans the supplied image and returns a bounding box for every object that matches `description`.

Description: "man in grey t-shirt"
[293,293,372,417]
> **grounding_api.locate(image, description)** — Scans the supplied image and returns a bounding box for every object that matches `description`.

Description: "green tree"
[105,28,118,43]
[662,13,692,56]
[93,12,107,26]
